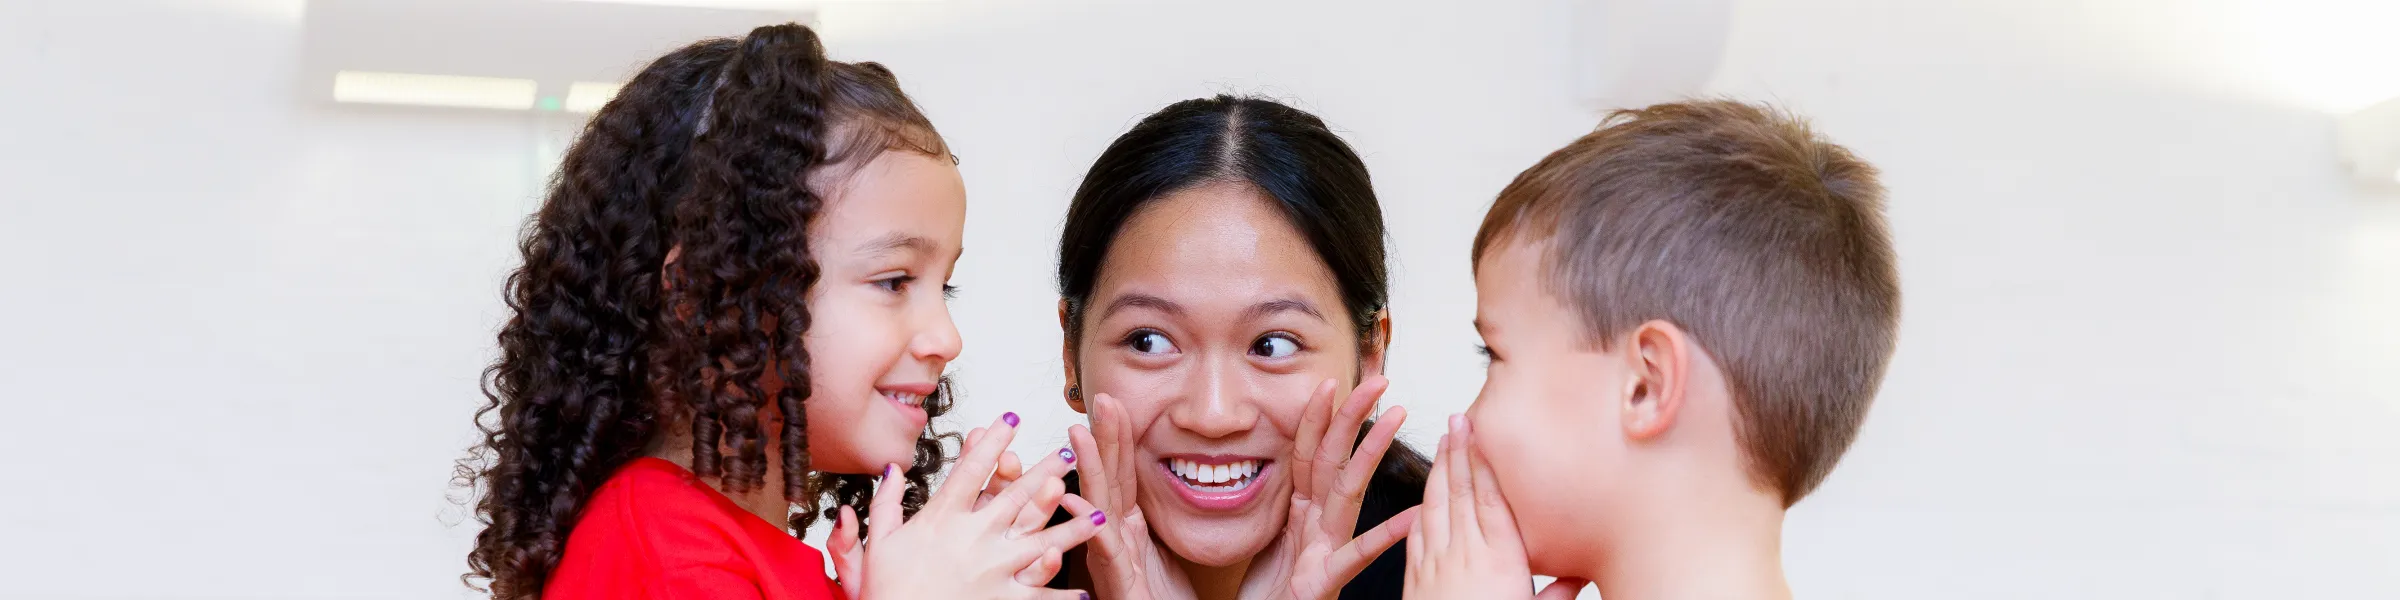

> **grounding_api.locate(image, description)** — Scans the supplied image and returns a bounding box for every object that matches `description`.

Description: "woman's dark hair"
[1052,95,1430,598]
[454,23,953,600]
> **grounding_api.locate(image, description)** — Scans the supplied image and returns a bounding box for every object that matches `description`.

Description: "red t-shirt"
[546,457,843,600]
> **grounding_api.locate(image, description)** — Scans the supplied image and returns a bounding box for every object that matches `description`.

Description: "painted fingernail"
[1002,412,1019,427]
[1060,447,1076,463]
[1080,593,1091,600]
[884,464,898,479]
[1091,510,1107,526]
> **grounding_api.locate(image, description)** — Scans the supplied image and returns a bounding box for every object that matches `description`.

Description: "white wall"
[0,0,2392,598]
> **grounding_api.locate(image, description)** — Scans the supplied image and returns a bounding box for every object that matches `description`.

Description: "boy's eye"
[1124,330,1178,355]
[1251,334,1300,359]
[942,284,960,300]
[1474,344,1496,366]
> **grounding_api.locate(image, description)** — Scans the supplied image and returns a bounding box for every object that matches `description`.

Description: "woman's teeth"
[1168,458,1262,491]
[882,391,924,408]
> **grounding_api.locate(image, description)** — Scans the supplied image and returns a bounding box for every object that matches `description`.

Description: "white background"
[2,0,2395,598]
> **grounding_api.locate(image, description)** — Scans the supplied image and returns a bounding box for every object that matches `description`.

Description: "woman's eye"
[1126,330,1178,355]
[1251,334,1300,359]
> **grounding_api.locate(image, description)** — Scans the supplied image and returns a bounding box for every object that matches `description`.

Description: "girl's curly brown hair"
[453,23,954,600]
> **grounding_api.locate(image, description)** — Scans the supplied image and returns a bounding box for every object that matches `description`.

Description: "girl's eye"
[1125,330,1178,355]
[1251,334,1300,359]
[875,275,915,293]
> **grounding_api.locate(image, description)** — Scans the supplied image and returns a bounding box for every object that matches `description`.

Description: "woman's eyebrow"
[1245,298,1325,323]
[1100,293,1184,321]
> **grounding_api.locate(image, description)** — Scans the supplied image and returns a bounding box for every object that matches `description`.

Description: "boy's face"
[1467,239,1629,573]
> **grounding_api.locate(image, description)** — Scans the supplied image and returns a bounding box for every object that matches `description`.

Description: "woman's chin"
[1148,510,1283,568]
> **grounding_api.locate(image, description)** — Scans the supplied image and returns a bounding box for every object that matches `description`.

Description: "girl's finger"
[936,412,1022,508]
[987,445,1076,523]
[868,463,905,543]
[1444,415,1481,544]
[1029,492,1106,554]
[979,449,1025,510]
[829,506,864,600]
[1010,448,1075,534]
[1013,546,1066,587]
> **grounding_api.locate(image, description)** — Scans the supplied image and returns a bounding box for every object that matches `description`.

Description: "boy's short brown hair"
[1473,99,1899,506]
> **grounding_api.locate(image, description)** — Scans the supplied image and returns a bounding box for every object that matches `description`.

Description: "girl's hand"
[835,412,1106,600]
[1244,376,1415,600]
[1400,416,1586,600]
[1068,393,1198,600]
[828,426,1035,600]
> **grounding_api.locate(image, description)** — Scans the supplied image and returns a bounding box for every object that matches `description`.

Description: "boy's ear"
[1622,320,1690,441]
[1359,308,1393,378]
[1060,299,1087,414]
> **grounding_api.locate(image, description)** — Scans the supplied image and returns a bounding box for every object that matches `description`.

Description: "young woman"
[458,23,1098,600]
[1045,95,1431,599]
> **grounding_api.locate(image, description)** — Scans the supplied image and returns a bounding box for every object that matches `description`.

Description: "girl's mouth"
[1158,455,1271,511]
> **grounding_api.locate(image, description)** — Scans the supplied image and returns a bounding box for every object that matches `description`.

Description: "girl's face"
[795,151,967,475]
[1069,181,1379,567]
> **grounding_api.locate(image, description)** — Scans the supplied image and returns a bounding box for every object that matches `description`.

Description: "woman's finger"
[936,411,1022,508]
[1093,394,1141,510]
[1324,405,1404,537]
[1068,424,1114,511]
[1314,377,1384,499]
[1288,378,1339,502]
[868,463,906,543]
[1444,415,1481,544]
[1328,506,1416,588]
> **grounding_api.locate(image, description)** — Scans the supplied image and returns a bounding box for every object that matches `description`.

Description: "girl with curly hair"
[457,23,1100,600]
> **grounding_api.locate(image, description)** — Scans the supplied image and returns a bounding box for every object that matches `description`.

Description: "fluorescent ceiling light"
[552,0,911,9]
[332,71,538,110]
[564,81,625,113]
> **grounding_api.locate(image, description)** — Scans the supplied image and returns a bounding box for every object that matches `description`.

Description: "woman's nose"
[1167,351,1259,439]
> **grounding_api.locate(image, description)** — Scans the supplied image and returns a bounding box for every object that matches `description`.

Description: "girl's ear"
[1060,299,1086,414]
[1359,308,1393,378]
[660,244,684,292]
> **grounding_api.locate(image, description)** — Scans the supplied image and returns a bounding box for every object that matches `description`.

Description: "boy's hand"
[1402,415,1588,600]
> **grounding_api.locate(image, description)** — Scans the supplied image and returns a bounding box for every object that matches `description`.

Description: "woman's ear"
[1621,320,1690,442]
[1360,308,1393,378]
[1060,299,1087,414]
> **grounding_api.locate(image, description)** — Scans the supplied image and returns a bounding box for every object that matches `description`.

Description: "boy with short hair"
[1403,100,1901,600]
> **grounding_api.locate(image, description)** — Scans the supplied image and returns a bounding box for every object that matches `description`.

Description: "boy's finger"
[1536,577,1591,600]
[867,463,905,543]
[1421,433,1452,550]
[1444,415,1481,543]
[1405,495,1427,565]
[1289,378,1339,501]
[1326,406,1405,536]
[936,412,1022,508]
[1467,429,1522,549]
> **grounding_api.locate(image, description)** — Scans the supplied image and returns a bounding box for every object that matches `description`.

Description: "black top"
[1045,426,1429,600]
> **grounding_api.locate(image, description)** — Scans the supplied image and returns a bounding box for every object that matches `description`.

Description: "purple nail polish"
[884,464,898,478]
[1060,447,1076,463]
[1091,510,1107,526]
[1002,412,1019,427]
[1080,593,1091,600]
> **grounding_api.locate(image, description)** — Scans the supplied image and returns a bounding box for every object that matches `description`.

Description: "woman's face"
[794,151,966,475]
[1070,181,1375,567]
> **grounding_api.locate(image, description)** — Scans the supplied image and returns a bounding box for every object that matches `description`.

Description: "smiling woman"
[1047,95,1432,600]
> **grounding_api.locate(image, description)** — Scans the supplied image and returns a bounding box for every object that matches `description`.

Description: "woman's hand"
[1068,393,1198,600]
[827,412,1106,600]
[1244,376,1415,600]
[1400,416,1585,600]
